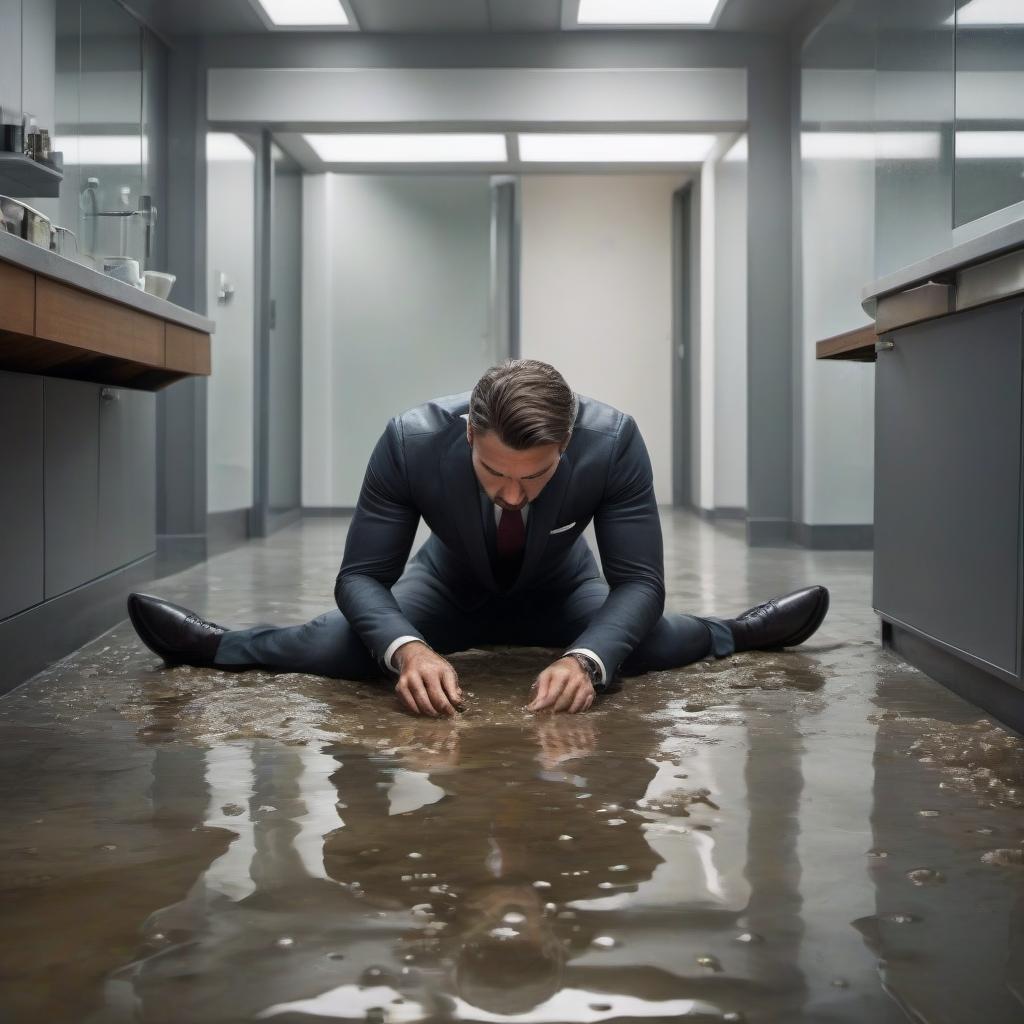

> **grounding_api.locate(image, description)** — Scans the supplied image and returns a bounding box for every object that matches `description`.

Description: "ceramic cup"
[142,271,176,301]
[102,257,142,288]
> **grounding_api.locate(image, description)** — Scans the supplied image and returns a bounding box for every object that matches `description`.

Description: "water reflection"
[4,635,1024,1022]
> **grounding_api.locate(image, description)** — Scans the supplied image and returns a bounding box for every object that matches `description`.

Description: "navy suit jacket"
[334,390,666,681]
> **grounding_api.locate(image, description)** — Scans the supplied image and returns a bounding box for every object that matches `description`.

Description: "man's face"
[467,426,562,511]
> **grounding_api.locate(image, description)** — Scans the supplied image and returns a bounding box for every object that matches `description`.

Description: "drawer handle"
[875,339,895,353]
[100,387,120,402]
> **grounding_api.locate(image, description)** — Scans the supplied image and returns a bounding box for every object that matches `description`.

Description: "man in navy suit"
[129,360,828,716]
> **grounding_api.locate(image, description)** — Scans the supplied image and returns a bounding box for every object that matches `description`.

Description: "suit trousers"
[213,560,735,681]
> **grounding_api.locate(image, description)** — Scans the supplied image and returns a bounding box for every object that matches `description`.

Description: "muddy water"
[2,629,1024,1023]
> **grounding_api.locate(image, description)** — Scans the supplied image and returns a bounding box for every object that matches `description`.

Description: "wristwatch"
[566,651,603,689]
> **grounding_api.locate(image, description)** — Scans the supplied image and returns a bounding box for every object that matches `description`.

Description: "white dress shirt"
[384,502,607,686]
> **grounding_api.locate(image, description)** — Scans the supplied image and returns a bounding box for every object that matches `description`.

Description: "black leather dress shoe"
[127,593,227,667]
[728,585,830,653]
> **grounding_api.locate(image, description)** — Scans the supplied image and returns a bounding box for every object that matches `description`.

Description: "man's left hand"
[526,656,596,714]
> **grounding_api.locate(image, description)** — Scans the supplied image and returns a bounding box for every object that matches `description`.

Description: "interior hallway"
[2,511,1023,1023]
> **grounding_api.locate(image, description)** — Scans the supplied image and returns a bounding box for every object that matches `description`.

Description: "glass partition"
[52,0,164,273]
[953,5,1024,229]
[873,0,955,277]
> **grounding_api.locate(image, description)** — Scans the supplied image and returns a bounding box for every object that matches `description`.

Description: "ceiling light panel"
[956,131,1024,158]
[950,0,1024,26]
[303,134,508,163]
[252,0,349,27]
[518,133,717,162]
[576,0,723,25]
[801,132,941,160]
[207,134,255,162]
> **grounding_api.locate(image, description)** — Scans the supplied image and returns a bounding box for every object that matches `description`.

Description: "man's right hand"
[394,640,463,717]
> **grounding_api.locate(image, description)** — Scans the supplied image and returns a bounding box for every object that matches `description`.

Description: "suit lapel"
[441,426,574,594]
[510,450,573,593]
[440,431,497,592]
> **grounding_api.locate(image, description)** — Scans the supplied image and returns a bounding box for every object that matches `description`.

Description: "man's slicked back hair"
[468,359,578,450]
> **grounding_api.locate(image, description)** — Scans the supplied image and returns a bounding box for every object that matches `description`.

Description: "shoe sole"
[775,588,830,649]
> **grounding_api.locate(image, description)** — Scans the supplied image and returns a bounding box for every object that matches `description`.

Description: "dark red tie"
[496,508,526,561]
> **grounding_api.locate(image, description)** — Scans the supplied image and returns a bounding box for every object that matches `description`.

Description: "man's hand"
[526,656,596,714]
[394,640,463,717]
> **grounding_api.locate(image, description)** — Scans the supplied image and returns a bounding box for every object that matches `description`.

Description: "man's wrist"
[394,639,431,670]
[385,635,428,673]
[564,651,603,689]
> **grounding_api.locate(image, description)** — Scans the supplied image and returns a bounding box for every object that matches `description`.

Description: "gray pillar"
[157,38,209,568]
[745,39,797,546]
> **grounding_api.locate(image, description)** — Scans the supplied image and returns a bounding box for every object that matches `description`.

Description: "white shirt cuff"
[384,635,422,673]
[565,647,607,687]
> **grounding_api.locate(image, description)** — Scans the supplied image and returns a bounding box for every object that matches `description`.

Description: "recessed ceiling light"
[722,136,747,163]
[947,0,1024,26]
[303,134,508,163]
[252,0,349,27]
[518,133,717,162]
[207,134,255,162]
[576,0,723,26]
[53,135,147,165]
[956,131,1024,158]
[801,132,941,160]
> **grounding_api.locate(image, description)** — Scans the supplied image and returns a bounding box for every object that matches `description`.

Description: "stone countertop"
[0,230,215,334]
[862,217,1024,312]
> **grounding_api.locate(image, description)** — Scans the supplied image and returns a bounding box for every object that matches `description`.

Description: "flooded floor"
[2,512,1023,1023]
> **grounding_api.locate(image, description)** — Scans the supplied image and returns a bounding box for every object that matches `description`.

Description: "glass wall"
[873,0,955,276]
[52,0,166,273]
[799,0,879,528]
[953,4,1024,229]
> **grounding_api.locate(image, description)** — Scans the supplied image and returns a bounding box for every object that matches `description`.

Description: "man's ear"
[466,423,473,446]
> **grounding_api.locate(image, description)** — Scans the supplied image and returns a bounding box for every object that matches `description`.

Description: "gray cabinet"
[44,378,156,599]
[0,371,44,620]
[873,298,1024,684]
[44,378,100,598]
[98,386,156,569]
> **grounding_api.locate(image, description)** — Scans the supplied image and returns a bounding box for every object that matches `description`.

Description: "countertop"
[862,217,1024,311]
[0,231,215,334]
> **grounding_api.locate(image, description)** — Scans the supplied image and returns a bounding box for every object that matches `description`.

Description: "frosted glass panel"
[873,0,955,277]
[954,17,1024,227]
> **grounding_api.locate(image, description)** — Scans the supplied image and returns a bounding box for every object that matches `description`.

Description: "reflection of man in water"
[128,359,829,715]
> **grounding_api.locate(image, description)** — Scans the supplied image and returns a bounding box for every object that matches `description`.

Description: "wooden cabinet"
[873,297,1024,685]
[0,256,212,390]
[0,260,34,336]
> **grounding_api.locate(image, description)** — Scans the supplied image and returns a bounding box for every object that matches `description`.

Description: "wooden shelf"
[0,152,63,199]
[0,258,210,390]
[815,324,878,362]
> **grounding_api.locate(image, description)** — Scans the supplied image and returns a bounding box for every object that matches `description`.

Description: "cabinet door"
[44,378,100,598]
[873,299,1023,681]
[0,372,44,619]
[98,386,156,569]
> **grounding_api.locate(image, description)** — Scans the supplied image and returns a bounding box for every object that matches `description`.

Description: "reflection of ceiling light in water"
[53,135,148,165]
[206,134,254,162]
[303,134,508,163]
[956,131,1024,158]
[518,133,717,162]
[947,0,1024,26]
[252,0,348,26]
[576,0,723,25]
[801,132,941,160]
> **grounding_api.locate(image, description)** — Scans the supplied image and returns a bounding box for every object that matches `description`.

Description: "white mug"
[103,257,142,288]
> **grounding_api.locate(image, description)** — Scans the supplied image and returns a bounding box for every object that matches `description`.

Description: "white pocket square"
[549,521,576,535]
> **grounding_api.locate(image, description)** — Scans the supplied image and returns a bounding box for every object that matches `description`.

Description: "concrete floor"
[1,511,1023,1023]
